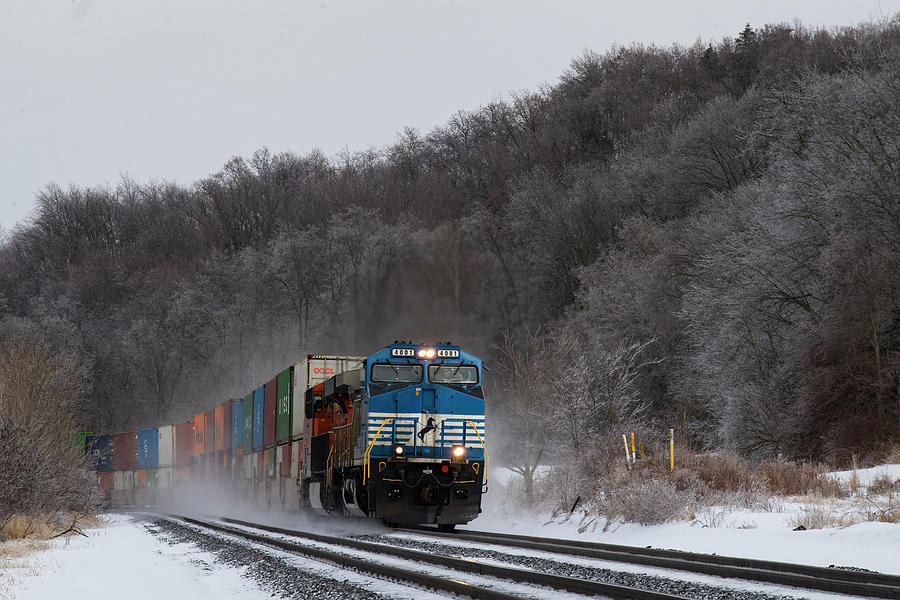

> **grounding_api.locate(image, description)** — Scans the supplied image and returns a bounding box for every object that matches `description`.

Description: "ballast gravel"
[353,533,802,600]
[147,519,389,600]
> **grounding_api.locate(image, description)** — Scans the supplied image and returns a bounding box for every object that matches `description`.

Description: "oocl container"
[292,356,364,442]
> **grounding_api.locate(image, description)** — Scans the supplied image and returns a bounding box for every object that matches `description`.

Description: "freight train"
[87,342,487,529]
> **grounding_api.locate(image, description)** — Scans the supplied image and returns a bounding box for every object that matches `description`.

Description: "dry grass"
[689,453,754,493]
[0,512,101,542]
[0,538,50,560]
[0,516,54,542]
[788,505,859,529]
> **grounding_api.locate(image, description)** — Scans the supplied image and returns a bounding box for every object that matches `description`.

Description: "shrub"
[690,453,754,493]
[0,337,94,536]
[757,460,824,495]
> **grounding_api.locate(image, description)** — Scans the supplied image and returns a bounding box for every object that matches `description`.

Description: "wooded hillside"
[1,19,897,466]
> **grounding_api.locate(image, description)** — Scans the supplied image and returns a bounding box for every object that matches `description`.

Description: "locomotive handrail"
[363,418,394,484]
[465,420,489,492]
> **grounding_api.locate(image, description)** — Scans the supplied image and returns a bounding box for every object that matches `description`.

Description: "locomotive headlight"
[417,348,436,359]
[392,444,405,456]
[452,445,466,458]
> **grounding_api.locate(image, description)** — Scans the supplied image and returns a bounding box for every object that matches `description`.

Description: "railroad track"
[394,525,900,599]
[169,514,693,600]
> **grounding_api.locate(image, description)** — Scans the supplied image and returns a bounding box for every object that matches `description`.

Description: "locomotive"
[88,341,487,530]
[303,341,487,529]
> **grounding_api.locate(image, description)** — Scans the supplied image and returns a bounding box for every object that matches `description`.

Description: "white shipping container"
[114,470,125,490]
[291,356,364,442]
[158,425,174,467]
[158,467,174,488]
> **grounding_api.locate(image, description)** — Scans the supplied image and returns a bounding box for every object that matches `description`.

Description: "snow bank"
[475,466,900,575]
[2,514,270,600]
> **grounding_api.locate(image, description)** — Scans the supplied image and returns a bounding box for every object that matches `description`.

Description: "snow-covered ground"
[473,465,900,575]
[0,514,271,600]
[1,464,897,599]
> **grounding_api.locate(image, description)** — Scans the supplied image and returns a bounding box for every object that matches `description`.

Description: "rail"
[399,527,900,599]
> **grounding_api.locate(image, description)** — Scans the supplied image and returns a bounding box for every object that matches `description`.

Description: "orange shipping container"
[214,404,226,452]
[193,413,207,458]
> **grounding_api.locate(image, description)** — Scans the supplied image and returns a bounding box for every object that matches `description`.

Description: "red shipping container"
[223,401,233,468]
[193,413,206,458]
[98,471,115,491]
[205,409,215,455]
[280,444,291,478]
[265,377,277,447]
[174,421,193,466]
[113,431,137,470]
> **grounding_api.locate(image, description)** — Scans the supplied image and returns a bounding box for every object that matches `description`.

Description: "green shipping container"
[75,431,93,457]
[268,446,276,477]
[276,367,293,443]
[243,392,253,451]
[147,468,159,487]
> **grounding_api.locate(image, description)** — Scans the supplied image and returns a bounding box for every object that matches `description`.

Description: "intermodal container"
[292,356,365,441]
[174,421,193,466]
[193,413,207,458]
[243,392,253,452]
[232,398,245,452]
[268,447,276,478]
[86,434,114,472]
[113,431,138,471]
[252,386,265,451]
[98,471,115,491]
[214,404,225,453]
[265,377,277,448]
[222,401,233,458]
[279,443,291,477]
[276,367,292,443]
[205,409,215,455]
[158,425,174,467]
[75,431,93,457]
[137,428,159,469]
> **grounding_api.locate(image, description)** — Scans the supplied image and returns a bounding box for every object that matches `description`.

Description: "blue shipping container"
[232,398,244,452]
[86,434,114,472]
[253,386,265,451]
[137,428,159,469]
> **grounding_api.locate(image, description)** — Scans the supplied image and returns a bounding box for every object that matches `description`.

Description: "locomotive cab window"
[371,363,423,383]
[428,364,478,385]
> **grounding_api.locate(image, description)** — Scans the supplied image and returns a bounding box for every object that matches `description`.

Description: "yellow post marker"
[630,431,636,461]
[669,427,675,472]
[639,441,645,460]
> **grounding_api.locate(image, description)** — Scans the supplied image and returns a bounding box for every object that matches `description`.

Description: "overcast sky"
[1,0,896,232]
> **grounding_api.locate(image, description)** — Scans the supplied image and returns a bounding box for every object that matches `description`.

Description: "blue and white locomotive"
[301,341,487,529]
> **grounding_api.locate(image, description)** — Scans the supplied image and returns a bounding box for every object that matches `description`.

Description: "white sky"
[1,0,896,232]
